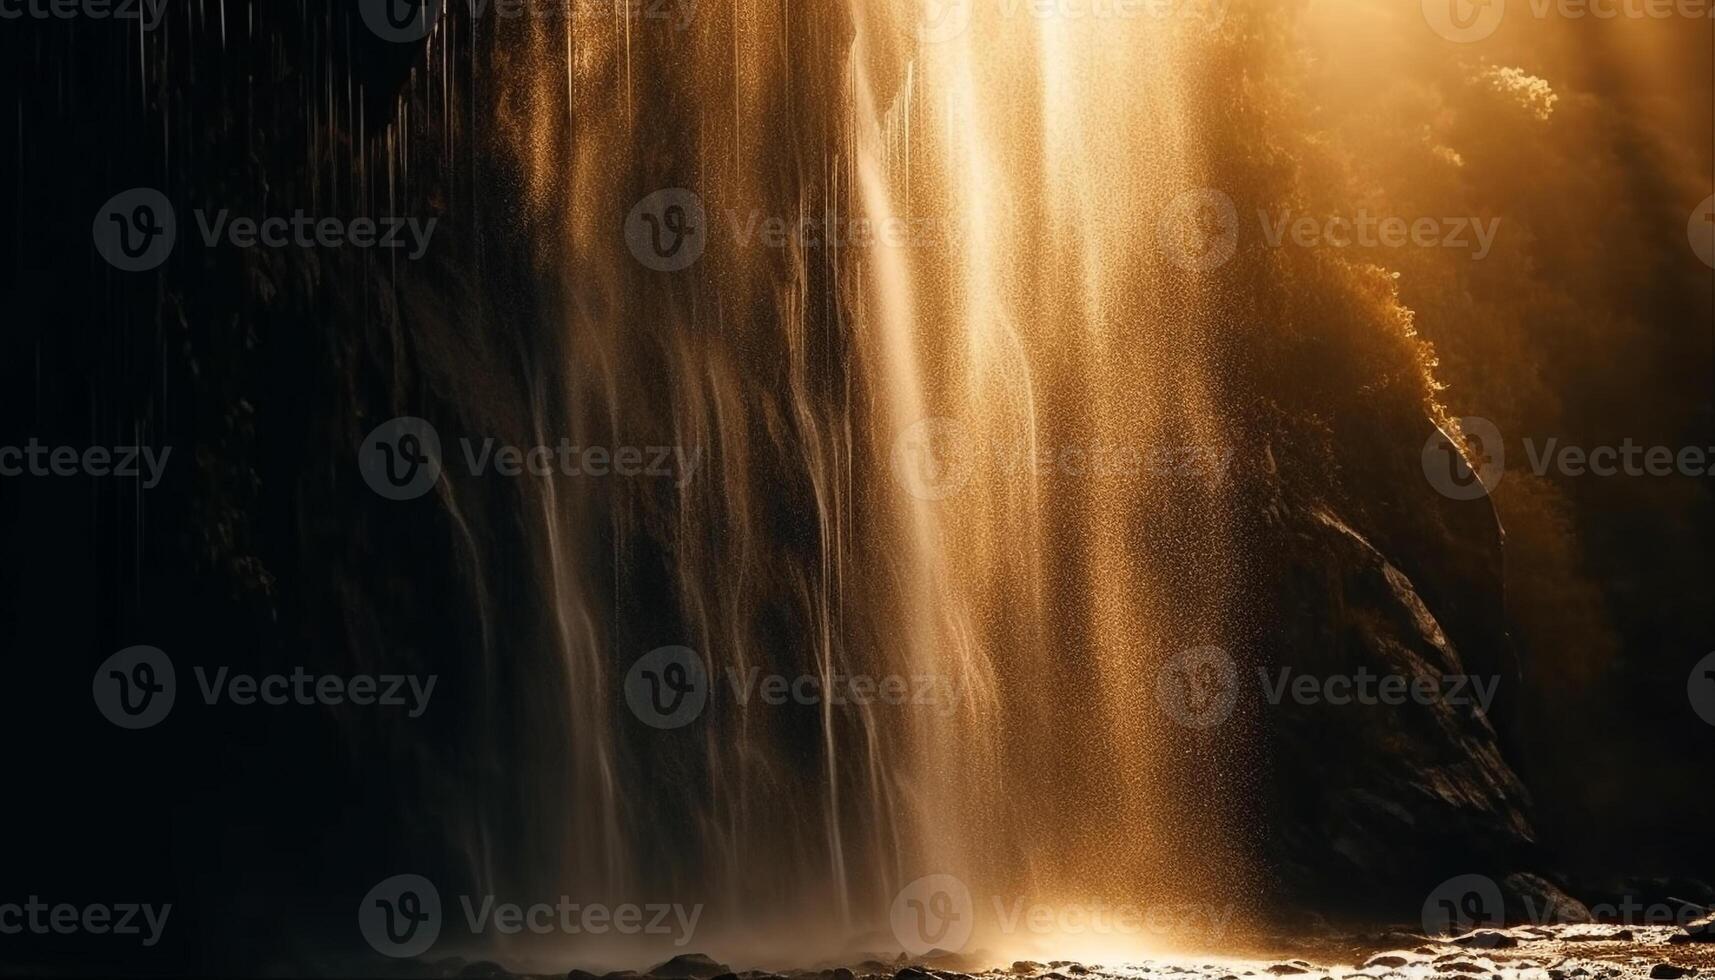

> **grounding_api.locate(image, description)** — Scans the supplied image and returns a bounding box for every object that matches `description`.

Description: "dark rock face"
[653,954,734,979]
[1456,932,1521,950]
[1254,488,1535,916]
[1502,873,1593,926]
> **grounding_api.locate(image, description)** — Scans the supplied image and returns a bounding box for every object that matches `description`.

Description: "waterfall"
[413,0,1256,968]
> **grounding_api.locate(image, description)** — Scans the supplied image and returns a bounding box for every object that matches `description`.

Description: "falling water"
[407,0,1255,968]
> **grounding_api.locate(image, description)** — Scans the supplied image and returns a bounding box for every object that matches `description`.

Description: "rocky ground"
[415,919,1715,980]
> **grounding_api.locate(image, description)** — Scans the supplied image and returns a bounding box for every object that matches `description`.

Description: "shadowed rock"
[653,954,733,979]
[1455,932,1519,949]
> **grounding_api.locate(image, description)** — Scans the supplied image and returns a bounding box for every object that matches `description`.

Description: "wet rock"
[1565,930,1633,942]
[1012,964,1045,974]
[1454,932,1519,949]
[1670,913,1715,944]
[1648,967,1692,979]
[1504,874,1593,926]
[1434,963,1488,974]
[653,954,733,979]
[1259,503,1533,921]
[1267,967,1309,976]
[1363,956,1412,969]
